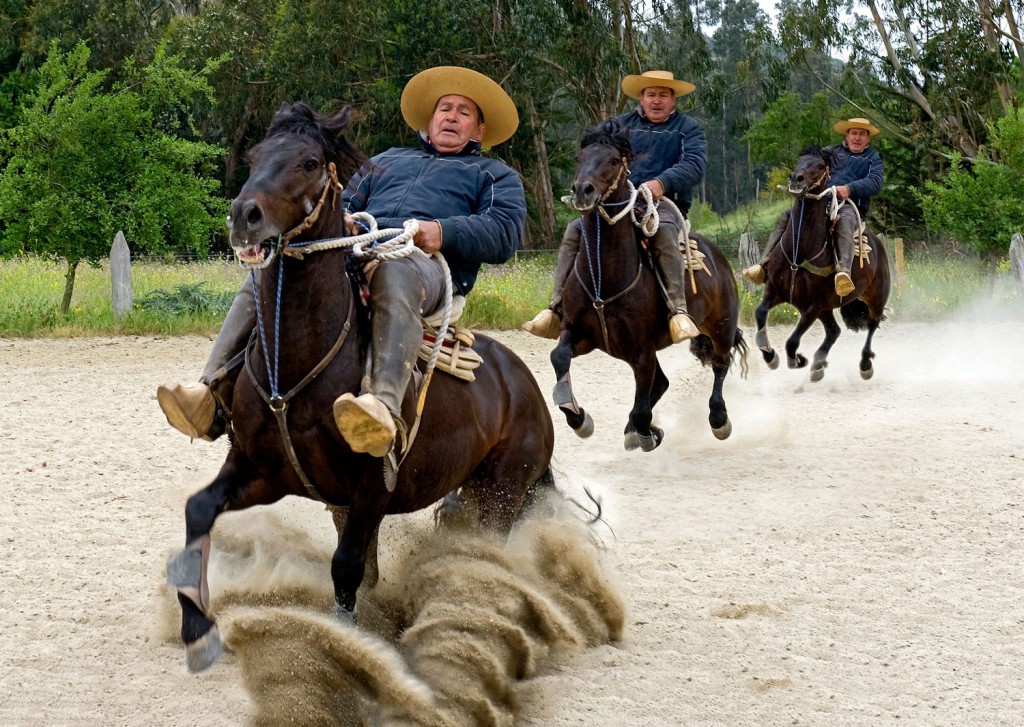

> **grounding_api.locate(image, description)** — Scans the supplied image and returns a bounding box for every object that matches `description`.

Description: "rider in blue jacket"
[157,67,525,459]
[523,70,707,344]
[743,117,884,297]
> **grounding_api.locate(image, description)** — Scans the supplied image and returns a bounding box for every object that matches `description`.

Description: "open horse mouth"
[232,237,278,269]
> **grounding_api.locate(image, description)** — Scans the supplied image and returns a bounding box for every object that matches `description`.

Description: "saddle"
[419,294,483,382]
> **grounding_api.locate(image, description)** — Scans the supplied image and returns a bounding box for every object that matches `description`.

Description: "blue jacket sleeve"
[655,116,708,198]
[436,162,525,265]
[846,149,884,200]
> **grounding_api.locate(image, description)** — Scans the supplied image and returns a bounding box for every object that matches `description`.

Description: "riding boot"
[333,261,427,457]
[157,276,256,441]
[742,209,791,285]
[650,220,699,343]
[833,209,857,297]
[522,220,580,339]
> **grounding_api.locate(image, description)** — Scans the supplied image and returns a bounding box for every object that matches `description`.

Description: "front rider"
[742,117,884,297]
[523,69,706,344]
[157,66,526,459]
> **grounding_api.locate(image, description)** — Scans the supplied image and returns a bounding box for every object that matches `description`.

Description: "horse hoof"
[638,427,663,452]
[624,430,640,450]
[766,351,780,370]
[860,365,874,380]
[185,625,223,673]
[810,367,825,383]
[332,601,357,625]
[788,354,807,369]
[573,412,595,438]
[712,419,732,440]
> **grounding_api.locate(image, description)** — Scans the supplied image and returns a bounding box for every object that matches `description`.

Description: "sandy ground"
[2,302,1023,726]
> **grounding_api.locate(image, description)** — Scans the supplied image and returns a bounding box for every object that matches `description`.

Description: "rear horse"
[753,146,891,381]
[550,119,746,451]
[165,103,555,672]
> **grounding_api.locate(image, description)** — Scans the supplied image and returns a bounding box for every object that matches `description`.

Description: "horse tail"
[840,299,872,331]
[732,328,750,379]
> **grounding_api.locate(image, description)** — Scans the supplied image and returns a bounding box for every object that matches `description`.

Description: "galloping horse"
[754,145,891,381]
[550,119,747,452]
[167,103,555,671]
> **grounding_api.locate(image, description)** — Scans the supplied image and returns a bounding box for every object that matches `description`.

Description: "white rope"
[285,215,419,261]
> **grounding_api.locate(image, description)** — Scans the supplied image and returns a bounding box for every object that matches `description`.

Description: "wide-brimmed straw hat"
[400,66,519,147]
[834,117,880,135]
[620,70,696,99]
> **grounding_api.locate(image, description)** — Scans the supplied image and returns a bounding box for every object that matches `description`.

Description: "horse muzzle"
[228,197,284,269]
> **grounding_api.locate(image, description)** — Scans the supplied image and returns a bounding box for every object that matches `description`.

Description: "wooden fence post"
[893,237,905,287]
[1010,233,1024,285]
[737,232,759,292]
[111,230,133,318]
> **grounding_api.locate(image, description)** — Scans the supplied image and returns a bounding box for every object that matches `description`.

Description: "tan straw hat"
[834,117,880,135]
[401,66,519,147]
[620,70,696,99]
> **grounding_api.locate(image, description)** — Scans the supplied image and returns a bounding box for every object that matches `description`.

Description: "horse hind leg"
[860,319,881,380]
[624,356,662,452]
[754,297,780,370]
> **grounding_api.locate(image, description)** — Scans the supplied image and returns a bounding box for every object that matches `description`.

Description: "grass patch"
[1,247,1018,338]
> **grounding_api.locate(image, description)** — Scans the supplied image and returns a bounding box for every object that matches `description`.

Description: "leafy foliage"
[137,281,234,315]
[0,41,227,271]
[919,109,1024,260]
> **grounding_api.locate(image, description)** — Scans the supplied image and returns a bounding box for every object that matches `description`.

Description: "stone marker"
[738,232,759,292]
[111,230,133,318]
[1010,233,1023,285]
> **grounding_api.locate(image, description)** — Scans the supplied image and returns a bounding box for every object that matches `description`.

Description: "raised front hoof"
[787,354,808,369]
[711,418,732,440]
[185,625,223,673]
[860,364,875,380]
[572,411,595,438]
[810,363,827,383]
[763,350,780,370]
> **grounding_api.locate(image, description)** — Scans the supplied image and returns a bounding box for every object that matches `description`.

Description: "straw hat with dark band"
[401,66,519,147]
[834,117,880,135]
[620,70,696,99]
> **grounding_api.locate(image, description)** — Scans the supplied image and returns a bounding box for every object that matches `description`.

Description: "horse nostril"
[581,182,595,197]
[243,201,263,229]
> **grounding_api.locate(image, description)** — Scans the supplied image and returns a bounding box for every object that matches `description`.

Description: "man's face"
[844,127,871,153]
[428,94,486,153]
[639,86,676,124]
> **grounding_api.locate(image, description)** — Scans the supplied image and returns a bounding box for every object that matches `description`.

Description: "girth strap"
[244,302,355,503]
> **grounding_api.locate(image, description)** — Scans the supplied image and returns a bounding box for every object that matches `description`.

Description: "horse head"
[228,102,366,269]
[787,145,837,197]
[569,119,636,211]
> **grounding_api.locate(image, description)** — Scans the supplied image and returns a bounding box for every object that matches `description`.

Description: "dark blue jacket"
[615,108,708,216]
[825,142,884,218]
[343,136,526,295]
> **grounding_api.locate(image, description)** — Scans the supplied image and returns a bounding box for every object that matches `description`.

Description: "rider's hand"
[836,185,851,200]
[343,212,359,236]
[414,220,443,253]
[643,179,665,200]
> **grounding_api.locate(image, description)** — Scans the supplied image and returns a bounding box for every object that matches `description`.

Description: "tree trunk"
[61,259,79,315]
[1003,0,1024,78]
[524,94,557,248]
[979,0,1012,112]
[864,0,936,121]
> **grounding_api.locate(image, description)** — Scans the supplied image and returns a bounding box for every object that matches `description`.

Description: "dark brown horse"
[754,145,890,381]
[551,119,747,451]
[167,102,555,671]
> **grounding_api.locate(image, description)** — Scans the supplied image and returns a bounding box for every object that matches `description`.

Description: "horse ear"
[324,105,352,140]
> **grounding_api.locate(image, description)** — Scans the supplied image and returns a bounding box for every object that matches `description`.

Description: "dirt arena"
[2,300,1023,725]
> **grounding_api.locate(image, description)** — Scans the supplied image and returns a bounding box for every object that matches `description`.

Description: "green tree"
[920,108,1024,264]
[0,41,226,313]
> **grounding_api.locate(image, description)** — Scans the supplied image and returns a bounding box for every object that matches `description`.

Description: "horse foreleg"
[168,453,272,672]
[551,337,594,438]
[810,310,842,383]
[708,361,732,439]
[754,297,780,370]
[331,495,388,616]
[859,318,881,380]
[785,311,818,369]
[624,355,662,452]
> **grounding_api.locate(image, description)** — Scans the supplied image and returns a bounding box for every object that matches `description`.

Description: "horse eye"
[303,159,320,172]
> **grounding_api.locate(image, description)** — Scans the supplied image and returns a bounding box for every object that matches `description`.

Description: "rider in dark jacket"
[523,70,707,344]
[344,137,524,297]
[743,117,884,297]
[157,67,525,459]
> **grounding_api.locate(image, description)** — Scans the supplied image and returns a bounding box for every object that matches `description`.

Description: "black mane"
[580,119,635,163]
[798,144,838,170]
[266,101,366,183]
